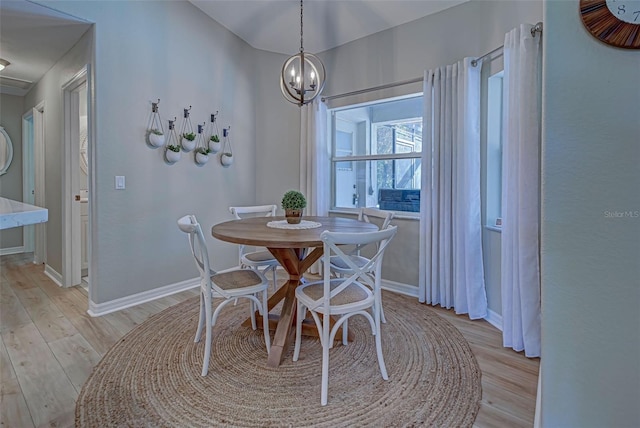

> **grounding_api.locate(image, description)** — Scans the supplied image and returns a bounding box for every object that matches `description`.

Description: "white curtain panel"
[418,58,488,320]
[300,99,329,217]
[300,99,329,274]
[501,24,542,357]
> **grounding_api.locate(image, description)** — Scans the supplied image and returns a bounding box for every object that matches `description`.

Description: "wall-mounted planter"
[148,131,165,148]
[166,147,181,163]
[208,138,221,153]
[220,126,233,167]
[220,153,233,167]
[181,134,196,152]
[146,99,165,149]
[195,152,210,165]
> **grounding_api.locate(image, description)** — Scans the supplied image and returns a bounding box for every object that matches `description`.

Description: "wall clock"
[580,0,640,49]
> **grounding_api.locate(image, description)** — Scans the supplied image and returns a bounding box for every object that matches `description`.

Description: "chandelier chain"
[300,0,304,53]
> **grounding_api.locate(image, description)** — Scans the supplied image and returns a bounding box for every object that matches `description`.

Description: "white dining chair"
[293,225,398,405]
[177,214,271,376]
[328,207,394,323]
[229,205,280,290]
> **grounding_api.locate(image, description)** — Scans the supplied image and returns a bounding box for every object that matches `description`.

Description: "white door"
[63,67,89,287]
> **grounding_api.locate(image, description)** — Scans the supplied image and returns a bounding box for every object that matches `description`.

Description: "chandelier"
[280,0,326,106]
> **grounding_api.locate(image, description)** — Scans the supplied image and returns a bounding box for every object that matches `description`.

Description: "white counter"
[0,197,48,230]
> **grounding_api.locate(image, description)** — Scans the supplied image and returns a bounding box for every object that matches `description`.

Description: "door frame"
[22,102,46,263]
[62,65,90,287]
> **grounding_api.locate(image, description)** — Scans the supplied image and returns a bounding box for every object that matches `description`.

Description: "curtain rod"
[321,76,424,102]
[471,22,543,67]
[321,22,543,102]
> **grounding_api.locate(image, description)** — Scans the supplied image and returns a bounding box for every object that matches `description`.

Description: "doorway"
[62,66,90,288]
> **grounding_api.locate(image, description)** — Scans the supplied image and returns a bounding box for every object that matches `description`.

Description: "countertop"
[0,197,48,230]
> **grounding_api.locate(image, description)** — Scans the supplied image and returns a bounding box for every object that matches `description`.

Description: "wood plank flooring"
[0,253,539,427]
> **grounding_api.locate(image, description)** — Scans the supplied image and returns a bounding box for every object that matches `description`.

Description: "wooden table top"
[211,216,378,248]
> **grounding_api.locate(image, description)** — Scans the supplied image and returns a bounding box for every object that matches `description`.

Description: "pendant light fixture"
[280,0,326,106]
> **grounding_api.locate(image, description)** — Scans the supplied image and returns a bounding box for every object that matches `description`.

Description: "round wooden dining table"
[212,216,378,368]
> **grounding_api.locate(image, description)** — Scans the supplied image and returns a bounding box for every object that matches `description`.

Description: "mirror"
[0,126,13,176]
[80,116,88,174]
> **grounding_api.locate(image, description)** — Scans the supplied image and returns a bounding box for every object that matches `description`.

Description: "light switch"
[115,176,125,190]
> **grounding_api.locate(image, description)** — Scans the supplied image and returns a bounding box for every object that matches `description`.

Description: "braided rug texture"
[76,292,481,427]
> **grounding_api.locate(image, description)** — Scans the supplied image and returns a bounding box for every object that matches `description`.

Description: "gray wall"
[541,0,640,426]
[36,0,259,303]
[0,94,25,249]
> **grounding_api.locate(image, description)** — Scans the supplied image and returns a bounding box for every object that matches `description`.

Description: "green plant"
[182,132,196,141]
[197,147,212,155]
[150,128,163,135]
[209,135,220,142]
[281,190,306,210]
[167,144,181,152]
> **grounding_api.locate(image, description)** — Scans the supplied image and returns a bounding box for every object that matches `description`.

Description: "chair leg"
[261,289,271,353]
[374,314,388,380]
[321,313,330,406]
[342,318,348,345]
[202,297,213,377]
[271,266,277,292]
[293,301,305,362]
[249,298,257,330]
[194,292,205,343]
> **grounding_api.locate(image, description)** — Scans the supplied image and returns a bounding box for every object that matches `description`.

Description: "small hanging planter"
[195,149,211,165]
[220,126,234,167]
[207,111,222,153]
[194,123,211,165]
[164,118,182,164]
[181,132,196,152]
[179,106,196,152]
[146,99,165,148]
[166,145,181,163]
[208,135,222,153]
[148,129,165,148]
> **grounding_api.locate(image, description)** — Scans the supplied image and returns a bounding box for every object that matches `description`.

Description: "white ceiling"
[0,0,91,96]
[0,0,468,96]
[190,0,469,55]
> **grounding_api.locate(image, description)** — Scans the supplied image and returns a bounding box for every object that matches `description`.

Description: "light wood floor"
[1,253,539,427]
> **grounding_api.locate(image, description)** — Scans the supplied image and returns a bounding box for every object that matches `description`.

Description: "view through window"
[331,95,422,213]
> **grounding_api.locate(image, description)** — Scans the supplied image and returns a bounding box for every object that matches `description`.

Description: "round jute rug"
[76,292,481,427]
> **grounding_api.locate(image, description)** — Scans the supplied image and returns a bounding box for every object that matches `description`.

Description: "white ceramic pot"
[195,152,209,165]
[220,153,233,167]
[148,132,165,148]
[208,140,222,153]
[181,138,196,152]
[165,149,181,163]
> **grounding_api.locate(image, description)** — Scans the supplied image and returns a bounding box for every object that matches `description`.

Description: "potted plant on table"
[181,132,196,152]
[281,190,307,224]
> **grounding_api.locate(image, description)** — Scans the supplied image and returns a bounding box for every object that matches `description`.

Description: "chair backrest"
[315,225,398,311]
[229,204,277,219]
[358,207,394,229]
[178,215,227,298]
[228,205,277,261]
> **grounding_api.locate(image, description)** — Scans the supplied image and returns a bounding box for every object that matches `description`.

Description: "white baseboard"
[484,308,503,331]
[381,279,419,298]
[0,246,25,256]
[44,264,63,287]
[87,277,200,317]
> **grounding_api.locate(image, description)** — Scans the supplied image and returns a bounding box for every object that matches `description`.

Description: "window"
[330,95,422,213]
[486,71,503,228]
